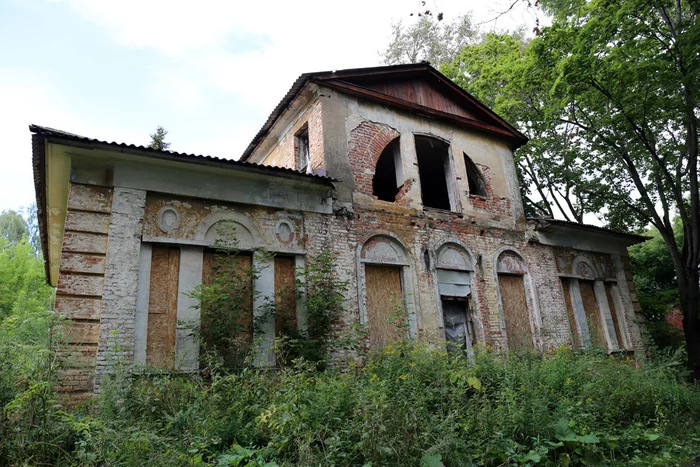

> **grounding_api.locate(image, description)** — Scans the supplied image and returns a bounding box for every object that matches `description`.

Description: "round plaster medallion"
[276,221,295,245]
[157,206,180,233]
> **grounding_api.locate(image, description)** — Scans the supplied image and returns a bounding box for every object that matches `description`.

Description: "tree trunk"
[678,267,700,382]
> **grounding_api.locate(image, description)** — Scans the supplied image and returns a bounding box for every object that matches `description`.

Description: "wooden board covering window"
[147,246,180,369]
[498,274,533,352]
[365,265,404,350]
[561,279,581,348]
[274,256,296,336]
[604,283,625,349]
[201,251,254,352]
[579,280,606,349]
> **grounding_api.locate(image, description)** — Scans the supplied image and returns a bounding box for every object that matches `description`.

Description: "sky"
[0,0,542,215]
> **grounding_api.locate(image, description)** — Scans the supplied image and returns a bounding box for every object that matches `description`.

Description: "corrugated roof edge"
[29,124,337,183]
[239,62,528,162]
[31,132,51,284]
[529,217,650,244]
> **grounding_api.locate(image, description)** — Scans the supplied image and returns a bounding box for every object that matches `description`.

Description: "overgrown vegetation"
[2,344,700,466]
[1,227,700,465]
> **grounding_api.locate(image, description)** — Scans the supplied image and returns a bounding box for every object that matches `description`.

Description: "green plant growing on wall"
[189,223,263,372]
[271,250,349,367]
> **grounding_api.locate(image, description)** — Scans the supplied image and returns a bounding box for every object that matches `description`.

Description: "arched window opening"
[464,153,487,197]
[372,138,402,202]
[496,251,534,352]
[415,135,454,210]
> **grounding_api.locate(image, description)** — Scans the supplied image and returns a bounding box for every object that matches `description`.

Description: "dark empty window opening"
[415,135,452,210]
[295,126,310,174]
[464,154,487,197]
[372,138,401,201]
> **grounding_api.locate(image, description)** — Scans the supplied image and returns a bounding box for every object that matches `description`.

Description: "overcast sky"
[0,0,541,215]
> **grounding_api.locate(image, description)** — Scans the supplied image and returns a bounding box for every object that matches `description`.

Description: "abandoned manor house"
[31,63,647,401]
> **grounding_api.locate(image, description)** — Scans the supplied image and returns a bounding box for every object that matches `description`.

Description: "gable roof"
[240,63,528,161]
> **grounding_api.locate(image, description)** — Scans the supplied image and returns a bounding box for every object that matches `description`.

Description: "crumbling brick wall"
[347,121,400,197]
[262,100,325,172]
[53,183,113,404]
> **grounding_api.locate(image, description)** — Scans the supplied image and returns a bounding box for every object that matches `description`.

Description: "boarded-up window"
[201,250,254,368]
[147,245,180,369]
[365,265,405,350]
[274,256,297,336]
[604,282,625,349]
[579,280,606,349]
[561,279,581,348]
[498,274,533,352]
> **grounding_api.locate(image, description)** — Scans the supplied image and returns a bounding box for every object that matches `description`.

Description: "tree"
[528,0,699,379]
[0,210,29,246]
[442,32,608,221]
[628,219,684,349]
[441,0,700,378]
[381,14,477,68]
[149,126,171,151]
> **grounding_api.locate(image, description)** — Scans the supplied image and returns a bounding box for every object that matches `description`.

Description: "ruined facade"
[32,64,647,402]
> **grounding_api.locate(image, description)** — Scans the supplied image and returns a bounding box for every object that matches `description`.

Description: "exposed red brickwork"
[263,100,325,172]
[347,121,400,197]
[53,182,112,403]
[469,162,512,216]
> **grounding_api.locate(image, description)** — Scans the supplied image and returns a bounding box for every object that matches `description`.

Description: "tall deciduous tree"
[442,32,607,221]
[149,126,171,151]
[381,14,477,68]
[528,0,699,379]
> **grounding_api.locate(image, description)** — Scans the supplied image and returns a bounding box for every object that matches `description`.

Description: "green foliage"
[4,343,700,466]
[381,14,477,68]
[149,125,171,151]
[0,238,53,320]
[0,210,28,247]
[628,219,684,349]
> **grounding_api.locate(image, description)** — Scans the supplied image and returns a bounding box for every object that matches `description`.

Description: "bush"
[3,344,699,466]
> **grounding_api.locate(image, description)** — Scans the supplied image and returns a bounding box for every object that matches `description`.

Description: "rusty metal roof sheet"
[29,124,336,183]
[530,217,649,244]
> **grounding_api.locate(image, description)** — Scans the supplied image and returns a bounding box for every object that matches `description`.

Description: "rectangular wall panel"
[146,246,180,368]
[498,274,533,352]
[201,251,254,366]
[561,279,581,348]
[365,265,404,350]
[274,256,297,336]
[579,280,606,349]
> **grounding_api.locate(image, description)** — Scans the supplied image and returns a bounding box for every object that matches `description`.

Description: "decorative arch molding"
[436,242,474,271]
[572,255,599,280]
[360,234,409,266]
[194,211,264,250]
[492,246,543,348]
[356,232,419,339]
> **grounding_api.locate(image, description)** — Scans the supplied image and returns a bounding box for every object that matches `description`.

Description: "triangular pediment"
[241,64,527,162]
[347,78,479,120]
[310,65,526,146]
